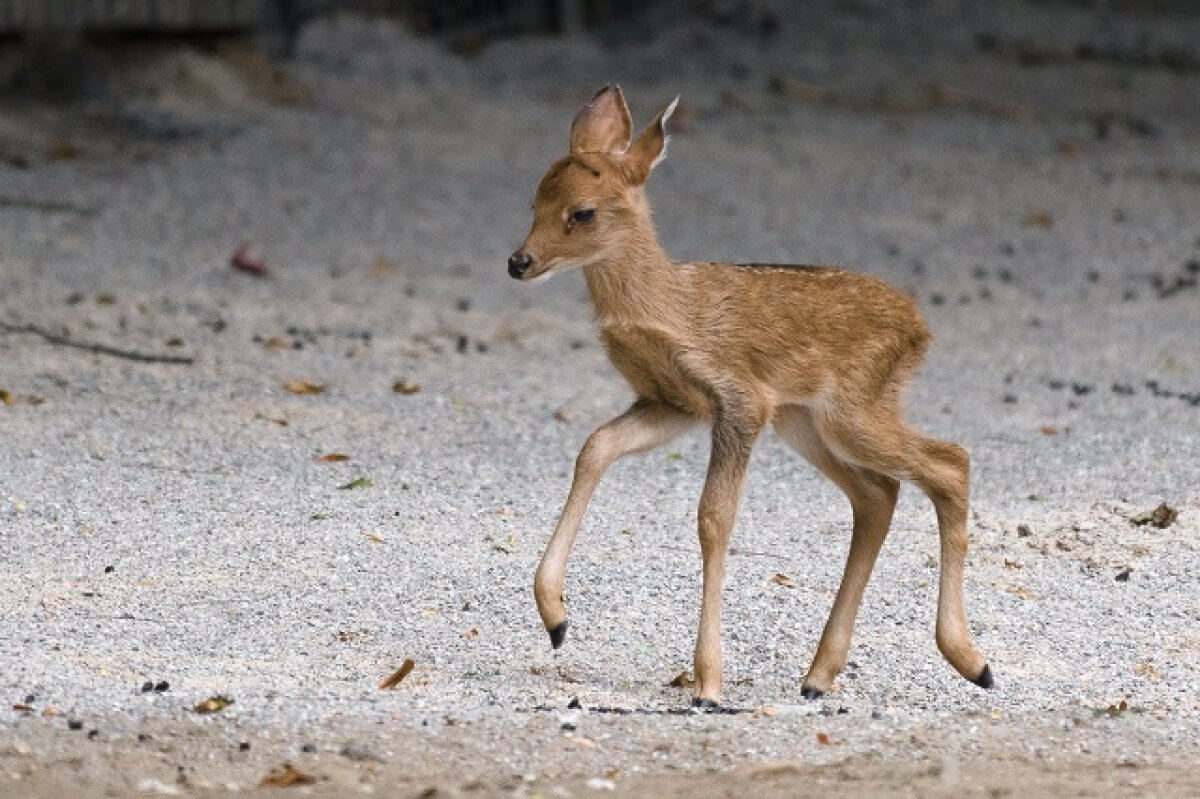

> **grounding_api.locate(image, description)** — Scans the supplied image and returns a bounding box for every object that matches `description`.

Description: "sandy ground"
[1,1,1199,796]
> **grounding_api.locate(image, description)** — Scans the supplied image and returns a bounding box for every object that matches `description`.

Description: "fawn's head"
[509,85,678,281]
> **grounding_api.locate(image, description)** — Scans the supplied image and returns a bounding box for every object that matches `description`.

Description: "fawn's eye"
[571,208,596,224]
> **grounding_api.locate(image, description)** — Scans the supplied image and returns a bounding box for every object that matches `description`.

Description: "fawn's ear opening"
[570,85,633,155]
[624,95,679,185]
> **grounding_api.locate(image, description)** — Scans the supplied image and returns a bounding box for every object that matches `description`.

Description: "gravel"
[0,1,1198,794]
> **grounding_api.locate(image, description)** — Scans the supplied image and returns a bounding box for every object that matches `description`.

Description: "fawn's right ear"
[570,85,633,155]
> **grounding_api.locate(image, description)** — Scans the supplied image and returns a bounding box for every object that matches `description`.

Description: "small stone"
[455,298,471,312]
[1017,524,1032,537]
[1115,569,1131,582]
[67,720,83,731]
[104,565,114,573]
[300,743,317,754]
[239,742,250,752]
[560,722,577,732]
[141,681,154,693]
[136,778,181,796]
[1003,394,1017,404]
[456,335,469,353]
[567,698,582,710]
[154,681,169,693]
[88,729,100,739]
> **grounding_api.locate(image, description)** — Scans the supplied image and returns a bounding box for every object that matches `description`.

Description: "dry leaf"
[1040,425,1058,436]
[193,695,233,714]
[572,736,597,749]
[379,659,415,690]
[1003,559,1023,569]
[259,763,316,787]
[1022,210,1054,229]
[0,389,14,406]
[667,670,693,688]
[365,533,385,543]
[1135,661,1162,681]
[553,407,570,422]
[815,732,832,745]
[263,336,289,350]
[316,453,350,463]
[12,703,33,712]
[1130,503,1177,529]
[231,243,269,277]
[338,477,372,490]
[392,378,421,395]
[461,628,479,640]
[285,380,325,395]
[770,573,797,589]
[1057,139,1082,158]
[40,707,59,718]
[1006,585,1036,600]
[254,412,289,427]
[370,256,395,279]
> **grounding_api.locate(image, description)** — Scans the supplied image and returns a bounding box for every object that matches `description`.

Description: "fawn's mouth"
[509,258,555,282]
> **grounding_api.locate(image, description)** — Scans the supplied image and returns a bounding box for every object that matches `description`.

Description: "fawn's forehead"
[534,155,619,204]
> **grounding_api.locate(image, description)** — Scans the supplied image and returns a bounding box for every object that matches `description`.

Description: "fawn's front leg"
[692,409,764,707]
[534,399,696,648]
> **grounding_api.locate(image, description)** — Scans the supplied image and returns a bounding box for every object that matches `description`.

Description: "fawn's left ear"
[624,95,679,184]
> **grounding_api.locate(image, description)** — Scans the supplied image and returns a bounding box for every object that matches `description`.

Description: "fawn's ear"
[570,85,633,155]
[624,95,679,184]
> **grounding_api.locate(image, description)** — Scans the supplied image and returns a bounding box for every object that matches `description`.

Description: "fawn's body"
[509,86,992,706]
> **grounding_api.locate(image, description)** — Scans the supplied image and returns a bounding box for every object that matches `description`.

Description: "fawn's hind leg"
[774,405,899,697]
[813,403,993,689]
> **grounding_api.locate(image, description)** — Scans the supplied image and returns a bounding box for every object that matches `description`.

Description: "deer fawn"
[508,86,993,707]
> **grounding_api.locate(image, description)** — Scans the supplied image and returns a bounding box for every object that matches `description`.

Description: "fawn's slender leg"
[773,405,899,698]
[814,405,992,688]
[692,409,764,707]
[534,399,696,648]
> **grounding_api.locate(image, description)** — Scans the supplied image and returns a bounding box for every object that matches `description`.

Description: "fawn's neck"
[582,218,684,327]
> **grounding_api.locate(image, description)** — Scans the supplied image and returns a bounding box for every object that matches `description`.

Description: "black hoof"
[690,698,719,710]
[548,621,568,650]
[971,663,995,689]
[800,686,824,700]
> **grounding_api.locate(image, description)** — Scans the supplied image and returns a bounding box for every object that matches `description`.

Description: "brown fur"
[511,86,991,705]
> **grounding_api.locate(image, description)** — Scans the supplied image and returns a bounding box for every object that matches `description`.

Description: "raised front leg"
[534,399,696,648]
[692,409,764,707]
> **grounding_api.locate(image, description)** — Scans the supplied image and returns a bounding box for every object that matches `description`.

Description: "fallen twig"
[0,322,195,365]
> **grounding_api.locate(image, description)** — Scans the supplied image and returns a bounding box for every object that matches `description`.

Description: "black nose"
[508,251,532,279]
